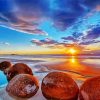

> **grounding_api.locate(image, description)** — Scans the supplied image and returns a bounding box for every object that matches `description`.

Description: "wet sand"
[0,55,100,100]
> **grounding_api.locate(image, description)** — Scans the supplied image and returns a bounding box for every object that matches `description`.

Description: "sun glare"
[69,48,76,55]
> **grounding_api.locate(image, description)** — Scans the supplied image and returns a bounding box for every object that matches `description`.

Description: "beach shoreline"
[0,55,100,100]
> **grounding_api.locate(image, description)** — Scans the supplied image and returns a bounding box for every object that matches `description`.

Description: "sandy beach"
[0,55,100,100]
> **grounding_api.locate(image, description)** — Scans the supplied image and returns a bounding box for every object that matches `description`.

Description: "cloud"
[0,0,100,34]
[52,0,86,30]
[31,38,58,46]
[0,0,100,55]
[83,0,100,8]
[52,0,100,30]
[62,36,78,42]
[31,39,43,46]
[61,26,100,46]
[95,5,100,11]
[77,26,100,45]
[0,0,50,35]
[72,32,83,39]
[0,42,10,46]
[0,12,48,35]
[79,40,100,45]
[82,26,100,40]
[31,38,83,50]
[31,38,60,47]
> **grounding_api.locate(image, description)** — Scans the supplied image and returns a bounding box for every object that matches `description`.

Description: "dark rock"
[0,61,12,71]
[6,74,39,98]
[6,63,33,81]
[41,71,79,100]
[79,76,100,100]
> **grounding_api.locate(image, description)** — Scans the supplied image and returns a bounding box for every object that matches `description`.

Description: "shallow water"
[0,54,100,87]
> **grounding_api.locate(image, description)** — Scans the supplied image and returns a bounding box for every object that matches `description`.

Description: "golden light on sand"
[71,56,76,63]
[69,48,76,55]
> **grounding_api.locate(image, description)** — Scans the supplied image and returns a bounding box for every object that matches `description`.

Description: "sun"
[69,48,76,55]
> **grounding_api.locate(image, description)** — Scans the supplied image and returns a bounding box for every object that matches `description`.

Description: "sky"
[0,0,100,54]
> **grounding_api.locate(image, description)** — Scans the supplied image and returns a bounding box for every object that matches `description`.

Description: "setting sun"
[69,48,76,55]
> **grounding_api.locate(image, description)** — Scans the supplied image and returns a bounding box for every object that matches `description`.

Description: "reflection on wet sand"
[41,56,100,83]
[0,55,100,85]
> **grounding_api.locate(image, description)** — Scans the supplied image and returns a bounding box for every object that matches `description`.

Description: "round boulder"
[6,63,33,81]
[0,61,11,71]
[6,74,39,98]
[79,76,100,100]
[41,71,79,100]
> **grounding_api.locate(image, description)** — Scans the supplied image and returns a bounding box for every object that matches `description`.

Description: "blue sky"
[0,0,100,54]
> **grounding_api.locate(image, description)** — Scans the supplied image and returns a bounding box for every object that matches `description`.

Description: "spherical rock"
[79,76,100,100]
[41,71,79,100]
[0,61,11,71]
[6,74,39,98]
[6,63,33,81]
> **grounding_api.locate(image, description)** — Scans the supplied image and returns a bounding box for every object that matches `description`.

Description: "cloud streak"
[0,42,10,46]
[61,26,100,46]
[31,38,83,51]
[31,38,58,46]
